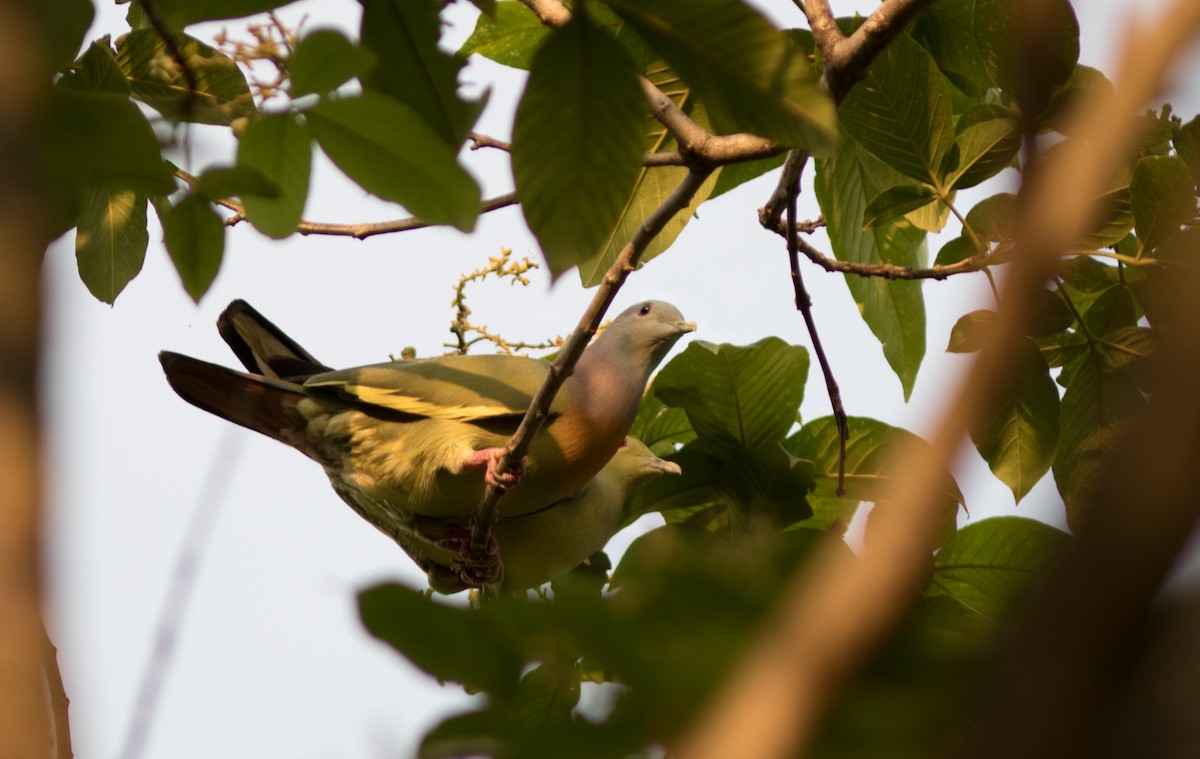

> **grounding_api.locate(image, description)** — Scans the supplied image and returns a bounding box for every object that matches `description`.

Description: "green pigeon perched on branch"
[159,299,693,587]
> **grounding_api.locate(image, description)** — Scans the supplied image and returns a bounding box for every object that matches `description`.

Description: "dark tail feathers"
[217,299,332,380]
[159,351,311,449]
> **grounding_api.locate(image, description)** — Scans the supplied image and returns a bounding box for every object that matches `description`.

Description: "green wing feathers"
[305,354,566,421]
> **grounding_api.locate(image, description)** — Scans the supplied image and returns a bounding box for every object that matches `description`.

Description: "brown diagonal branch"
[809,0,937,100]
[467,169,712,593]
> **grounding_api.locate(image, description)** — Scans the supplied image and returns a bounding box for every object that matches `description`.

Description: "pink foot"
[463,447,526,488]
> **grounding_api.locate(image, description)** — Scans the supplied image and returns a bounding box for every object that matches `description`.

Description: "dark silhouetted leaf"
[237,113,311,239]
[161,193,224,302]
[512,10,646,278]
[360,0,484,146]
[289,29,376,97]
[307,92,480,231]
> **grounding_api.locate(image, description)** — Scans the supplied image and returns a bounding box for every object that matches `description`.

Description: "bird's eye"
[638,303,652,316]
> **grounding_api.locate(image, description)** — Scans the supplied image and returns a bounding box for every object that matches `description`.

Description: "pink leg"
[463,447,526,488]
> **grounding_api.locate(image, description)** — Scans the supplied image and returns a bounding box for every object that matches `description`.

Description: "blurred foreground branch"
[677,1,1200,757]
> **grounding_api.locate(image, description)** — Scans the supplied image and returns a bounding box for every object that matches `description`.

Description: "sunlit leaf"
[815,137,927,398]
[839,34,955,185]
[654,338,810,456]
[970,340,1060,502]
[75,186,148,304]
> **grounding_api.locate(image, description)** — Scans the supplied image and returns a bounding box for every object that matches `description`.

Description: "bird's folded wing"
[304,354,568,422]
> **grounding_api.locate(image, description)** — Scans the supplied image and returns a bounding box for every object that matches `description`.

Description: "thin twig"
[118,432,243,759]
[136,0,198,121]
[40,617,72,759]
[173,168,518,239]
[469,131,691,166]
[783,162,847,494]
[467,170,712,593]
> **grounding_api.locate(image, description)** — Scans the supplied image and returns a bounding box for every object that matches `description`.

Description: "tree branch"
[136,0,199,121]
[678,1,1200,757]
[467,169,712,593]
[783,162,848,495]
[40,618,72,759]
[173,169,518,239]
[808,0,936,100]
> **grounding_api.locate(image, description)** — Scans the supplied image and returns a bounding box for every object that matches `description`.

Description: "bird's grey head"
[600,300,696,374]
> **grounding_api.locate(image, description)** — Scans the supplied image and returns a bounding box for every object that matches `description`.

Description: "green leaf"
[970,341,1060,502]
[193,165,279,201]
[576,78,721,285]
[1053,349,1144,529]
[1044,64,1114,135]
[140,0,300,26]
[115,29,256,125]
[237,113,312,239]
[603,0,835,150]
[1079,285,1136,337]
[946,309,996,353]
[863,184,938,229]
[934,235,975,266]
[714,443,814,528]
[973,0,1078,116]
[1174,116,1200,188]
[947,116,1020,189]
[512,11,647,279]
[358,583,521,695]
[288,29,377,97]
[1096,326,1156,379]
[60,41,131,95]
[654,338,810,457]
[161,194,225,302]
[786,416,965,507]
[37,0,94,72]
[48,90,175,196]
[628,446,722,523]
[459,0,549,70]
[839,34,955,185]
[307,92,481,231]
[929,517,1069,620]
[909,0,990,96]
[629,390,696,458]
[964,192,1017,242]
[1131,155,1195,253]
[815,138,927,399]
[360,0,484,146]
[75,187,148,304]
